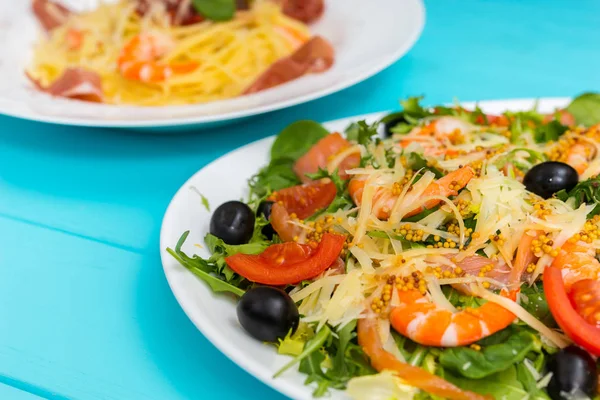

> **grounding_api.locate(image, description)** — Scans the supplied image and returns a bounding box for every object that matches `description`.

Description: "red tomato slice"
[543,266,600,356]
[269,179,336,220]
[293,132,360,182]
[225,233,346,285]
[569,279,600,328]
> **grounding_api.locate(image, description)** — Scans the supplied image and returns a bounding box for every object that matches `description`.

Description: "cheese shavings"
[471,284,571,348]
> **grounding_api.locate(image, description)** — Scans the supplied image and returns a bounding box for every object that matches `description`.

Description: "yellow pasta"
[27,0,311,106]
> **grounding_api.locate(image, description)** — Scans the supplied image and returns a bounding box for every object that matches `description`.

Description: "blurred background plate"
[0,0,425,131]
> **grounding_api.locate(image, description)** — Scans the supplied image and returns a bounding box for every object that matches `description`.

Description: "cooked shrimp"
[566,143,592,175]
[390,288,517,347]
[117,32,199,83]
[348,166,474,220]
[357,315,491,400]
[274,25,310,49]
[551,240,600,291]
[398,117,474,156]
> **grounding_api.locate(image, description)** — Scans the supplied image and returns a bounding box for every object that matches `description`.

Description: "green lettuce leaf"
[566,92,600,126]
[270,120,330,161]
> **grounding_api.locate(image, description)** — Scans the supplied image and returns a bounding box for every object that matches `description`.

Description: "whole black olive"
[257,201,275,239]
[547,345,598,400]
[523,161,578,199]
[209,201,255,245]
[237,286,299,342]
[382,113,408,137]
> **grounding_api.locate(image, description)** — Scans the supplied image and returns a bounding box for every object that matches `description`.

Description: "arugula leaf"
[249,157,301,198]
[192,0,235,21]
[534,120,568,143]
[567,92,600,126]
[274,325,331,378]
[305,168,346,193]
[166,231,245,297]
[383,96,435,134]
[270,120,330,161]
[205,233,269,258]
[200,194,210,211]
[555,175,600,217]
[276,322,375,397]
[367,231,425,250]
[442,286,487,309]
[493,148,547,171]
[346,120,379,145]
[439,329,535,379]
[277,323,315,356]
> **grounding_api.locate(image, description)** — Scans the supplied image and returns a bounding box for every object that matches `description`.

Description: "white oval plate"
[0,0,424,130]
[160,97,570,399]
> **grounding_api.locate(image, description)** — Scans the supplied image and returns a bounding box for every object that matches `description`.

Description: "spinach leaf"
[166,231,245,297]
[519,282,557,328]
[441,366,535,400]
[567,92,600,127]
[555,175,600,217]
[516,360,551,400]
[192,0,235,21]
[270,120,329,161]
[439,329,535,379]
[249,157,301,198]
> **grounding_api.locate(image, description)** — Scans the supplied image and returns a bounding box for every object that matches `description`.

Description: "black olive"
[523,161,578,199]
[382,113,408,137]
[237,286,299,342]
[547,345,598,400]
[257,201,275,239]
[209,201,255,245]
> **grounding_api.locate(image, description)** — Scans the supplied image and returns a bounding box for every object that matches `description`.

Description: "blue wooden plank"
[0,0,599,253]
[0,382,45,400]
[0,216,285,400]
[0,1,600,399]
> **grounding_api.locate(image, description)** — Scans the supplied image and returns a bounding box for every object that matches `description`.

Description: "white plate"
[160,97,571,399]
[0,0,424,130]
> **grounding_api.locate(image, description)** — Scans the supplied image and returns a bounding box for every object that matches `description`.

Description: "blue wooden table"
[1,1,599,399]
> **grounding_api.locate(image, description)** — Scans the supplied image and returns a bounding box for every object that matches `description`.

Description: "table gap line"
[0,374,68,400]
[0,212,147,255]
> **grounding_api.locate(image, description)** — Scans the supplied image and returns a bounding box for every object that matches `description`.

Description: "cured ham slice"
[281,0,324,23]
[32,0,72,31]
[27,68,104,103]
[244,36,334,94]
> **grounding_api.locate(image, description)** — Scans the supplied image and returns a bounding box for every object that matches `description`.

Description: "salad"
[167,93,600,400]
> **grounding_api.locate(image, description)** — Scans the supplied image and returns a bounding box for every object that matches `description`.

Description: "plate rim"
[159,96,571,399]
[0,0,425,129]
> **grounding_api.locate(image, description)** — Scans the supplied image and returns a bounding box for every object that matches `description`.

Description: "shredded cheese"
[471,284,571,348]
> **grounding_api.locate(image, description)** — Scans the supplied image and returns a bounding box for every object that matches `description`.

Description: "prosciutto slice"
[281,0,324,24]
[243,35,334,94]
[32,0,72,31]
[28,68,104,103]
